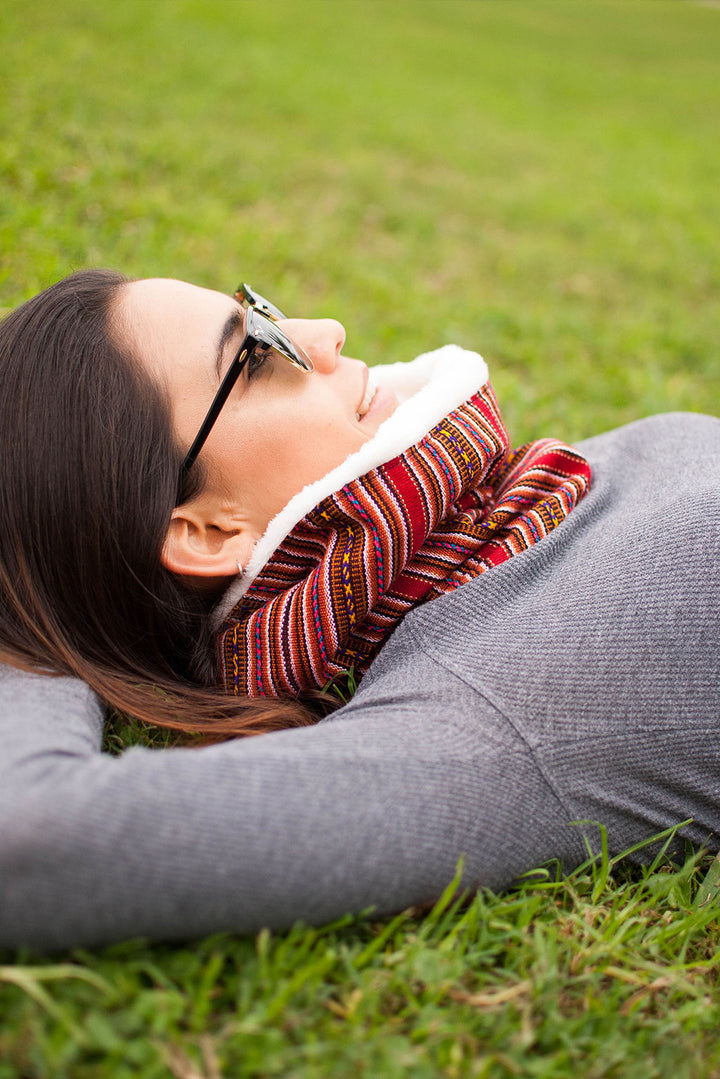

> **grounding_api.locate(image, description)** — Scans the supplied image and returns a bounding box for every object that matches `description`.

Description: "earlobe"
[161,507,255,580]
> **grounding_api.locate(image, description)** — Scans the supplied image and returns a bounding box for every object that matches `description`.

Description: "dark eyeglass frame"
[179,284,314,480]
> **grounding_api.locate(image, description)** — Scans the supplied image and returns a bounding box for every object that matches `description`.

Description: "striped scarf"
[217,378,591,698]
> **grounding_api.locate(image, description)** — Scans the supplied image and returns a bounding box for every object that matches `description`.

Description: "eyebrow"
[215,309,245,379]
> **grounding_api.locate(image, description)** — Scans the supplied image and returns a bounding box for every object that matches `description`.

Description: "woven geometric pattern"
[218,384,591,697]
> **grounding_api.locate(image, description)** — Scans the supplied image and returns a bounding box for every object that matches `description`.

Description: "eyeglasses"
[180,284,314,479]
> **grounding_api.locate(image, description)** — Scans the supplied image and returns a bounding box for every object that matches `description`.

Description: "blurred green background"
[1,0,718,441]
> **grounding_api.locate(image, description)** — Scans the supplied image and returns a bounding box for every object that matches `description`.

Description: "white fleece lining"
[213,345,488,624]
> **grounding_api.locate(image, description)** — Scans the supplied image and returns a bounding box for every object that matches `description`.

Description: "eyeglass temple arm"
[180,348,249,479]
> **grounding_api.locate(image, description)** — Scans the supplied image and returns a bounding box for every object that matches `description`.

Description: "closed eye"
[246,345,273,381]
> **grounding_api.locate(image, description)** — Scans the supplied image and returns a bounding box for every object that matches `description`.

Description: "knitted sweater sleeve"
[0,661,574,952]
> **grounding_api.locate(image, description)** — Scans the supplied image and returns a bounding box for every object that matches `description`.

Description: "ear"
[160,503,258,580]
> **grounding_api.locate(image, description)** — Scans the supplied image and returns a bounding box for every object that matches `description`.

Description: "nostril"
[321,319,346,359]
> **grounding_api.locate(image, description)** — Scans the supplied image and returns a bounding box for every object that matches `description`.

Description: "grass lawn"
[1,0,719,1075]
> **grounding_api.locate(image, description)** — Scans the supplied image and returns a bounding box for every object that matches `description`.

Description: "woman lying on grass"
[0,270,717,951]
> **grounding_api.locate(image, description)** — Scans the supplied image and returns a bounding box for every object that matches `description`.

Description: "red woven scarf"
[217,382,591,697]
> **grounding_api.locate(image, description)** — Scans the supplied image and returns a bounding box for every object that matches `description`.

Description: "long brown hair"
[0,269,310,737]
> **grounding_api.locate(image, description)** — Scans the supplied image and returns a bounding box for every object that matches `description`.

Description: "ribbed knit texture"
[219,384,591,696]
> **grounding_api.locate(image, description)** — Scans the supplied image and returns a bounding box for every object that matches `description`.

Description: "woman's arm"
[0,662,575,952]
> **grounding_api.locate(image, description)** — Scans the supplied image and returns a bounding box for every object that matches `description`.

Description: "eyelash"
[246,347,271,380]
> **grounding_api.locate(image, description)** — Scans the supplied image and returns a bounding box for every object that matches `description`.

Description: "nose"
[278,318,346,373]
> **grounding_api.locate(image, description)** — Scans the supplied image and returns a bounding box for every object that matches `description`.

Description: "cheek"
[273,391,362,452]
[261,402,365,499]
[278,416,359,483]
[212,388,368,523]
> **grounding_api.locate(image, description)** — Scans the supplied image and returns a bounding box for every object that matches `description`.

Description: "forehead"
[117,278,236,385]
[121,278,233,338]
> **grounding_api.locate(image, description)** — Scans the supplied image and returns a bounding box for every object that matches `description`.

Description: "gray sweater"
[1,413,718,952]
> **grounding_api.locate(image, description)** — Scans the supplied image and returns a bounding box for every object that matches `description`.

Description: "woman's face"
[116,279,398,572]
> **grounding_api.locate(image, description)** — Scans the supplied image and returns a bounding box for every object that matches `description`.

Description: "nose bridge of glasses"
[235,283,286,323]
